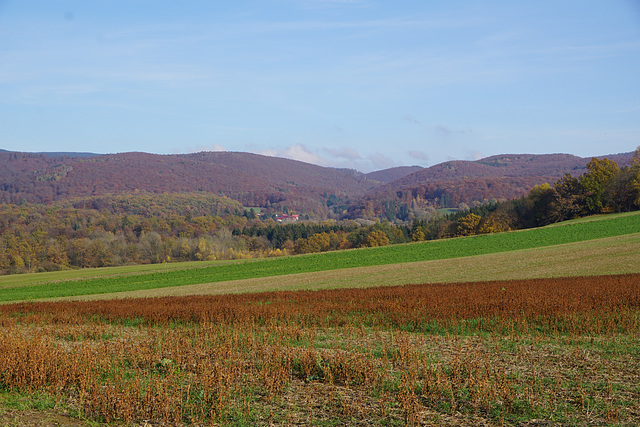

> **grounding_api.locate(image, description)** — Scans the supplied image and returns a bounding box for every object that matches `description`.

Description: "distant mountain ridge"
[0,150,378,214]
[358,152,635,215]
[0,148,99,158]
[0,149,634,217]
[365,166,424,183]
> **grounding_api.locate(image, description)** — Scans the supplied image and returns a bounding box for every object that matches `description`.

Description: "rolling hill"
[0,149,634,217]
[364,165,424,183]
[358,152,635,213]
[0,151,378,213]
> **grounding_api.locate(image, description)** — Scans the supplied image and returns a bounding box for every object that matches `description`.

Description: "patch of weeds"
[0,390,57,412]
[100,331,117,340]
[118,316,147,327]
[216,406,261,427]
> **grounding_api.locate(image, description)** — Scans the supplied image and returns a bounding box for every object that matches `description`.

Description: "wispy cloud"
[252,144,397,172]
[402,116,473,139]
[403,114,420,125]
[190,143,227,153]
[408,150,429,163]
[324,146,361,160]
[292,0,370,8]
[432,125,473,137]
[368,152,396,170]
[528,40,640,62]
[258,144,327,166]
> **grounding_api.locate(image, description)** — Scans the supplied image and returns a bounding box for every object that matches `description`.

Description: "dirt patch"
[0,409,90,427]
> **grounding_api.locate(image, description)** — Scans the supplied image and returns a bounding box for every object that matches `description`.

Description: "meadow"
[0,212,639,426]
[1,211,639,302]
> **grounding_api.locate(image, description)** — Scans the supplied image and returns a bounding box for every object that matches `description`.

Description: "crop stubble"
[0,273,639,426]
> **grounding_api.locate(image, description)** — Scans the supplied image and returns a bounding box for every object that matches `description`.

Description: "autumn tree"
[411,227,426,242]
[455,213,481,236]
[363,230,390,247]
[580,157,620,213]
[630,146,640,207]
[553,173,585,219]
[477,211,512,234]
[139,232,163,263]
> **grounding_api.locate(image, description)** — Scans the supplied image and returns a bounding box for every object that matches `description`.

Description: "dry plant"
[0,273,638,425]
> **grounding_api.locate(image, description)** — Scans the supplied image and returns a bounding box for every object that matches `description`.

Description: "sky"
[1,1,639,172]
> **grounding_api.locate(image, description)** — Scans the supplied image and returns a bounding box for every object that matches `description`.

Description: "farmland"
[0,212,639,426]
[1,211,639,302]
[1,274,639,426]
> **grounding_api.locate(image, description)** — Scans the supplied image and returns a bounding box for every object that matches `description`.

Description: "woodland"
[1,148,639,275]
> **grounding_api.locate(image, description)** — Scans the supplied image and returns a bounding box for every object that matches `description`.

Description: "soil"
[0,409,89,427]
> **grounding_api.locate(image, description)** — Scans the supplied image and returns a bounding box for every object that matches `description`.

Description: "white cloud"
[283,144,325,164]
[201,143,227,152]
[324,146,361,160]
[368,152,396,170]
[408,150,429,162]
[176,143,226,154]
[470,151,483,161]
[252,144,399,172]
[257,144,327,166]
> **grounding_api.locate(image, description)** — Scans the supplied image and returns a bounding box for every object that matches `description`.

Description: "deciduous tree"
[580,158,619,213]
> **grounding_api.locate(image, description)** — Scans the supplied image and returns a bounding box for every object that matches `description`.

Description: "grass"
[1,213,639,426]
[0,259,229,289]
[1,274,639,426]
[46,232,640,302]
[1,211,639,302]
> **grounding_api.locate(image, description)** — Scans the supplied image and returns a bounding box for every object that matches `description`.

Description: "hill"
[0,149,635,220]
[365,165,424,183]
[0,150,378,214]
[354,152,635,217]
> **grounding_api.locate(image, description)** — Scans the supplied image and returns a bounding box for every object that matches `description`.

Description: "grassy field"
[31,231,640,302]
[0,212,639,426]
[1,211,639,302]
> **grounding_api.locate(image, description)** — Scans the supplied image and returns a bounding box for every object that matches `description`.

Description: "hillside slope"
[0,149,634,217]
[2,211,638,302]
[359,152,635,211]
[365,166,424,183]
[0,151,378,213]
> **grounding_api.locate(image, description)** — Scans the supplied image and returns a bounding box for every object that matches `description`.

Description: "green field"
[1,211,640,427]
[1,211,639,302]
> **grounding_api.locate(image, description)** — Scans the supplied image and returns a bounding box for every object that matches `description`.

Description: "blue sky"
[1,1,639,172]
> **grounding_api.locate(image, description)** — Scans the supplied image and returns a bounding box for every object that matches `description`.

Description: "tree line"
[1,149,638,274]
[410,149,640,240]
[0,192,410,273]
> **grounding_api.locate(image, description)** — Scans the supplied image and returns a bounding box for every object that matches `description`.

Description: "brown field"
[36,232,640,302]
[1,273,639,426]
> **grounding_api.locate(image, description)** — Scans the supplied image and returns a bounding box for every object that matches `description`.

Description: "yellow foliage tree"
[456,213,481,237]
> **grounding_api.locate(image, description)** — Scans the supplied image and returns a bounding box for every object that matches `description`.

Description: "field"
[1,275,639,426]
[1,211,639,302]
[0,212,639,426]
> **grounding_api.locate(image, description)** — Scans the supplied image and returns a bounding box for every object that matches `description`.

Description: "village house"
[275,214,299,223]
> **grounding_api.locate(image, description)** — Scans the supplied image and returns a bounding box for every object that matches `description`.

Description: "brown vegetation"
[0,151,374,212]
[2,149,639,275]
[1,274,639,425]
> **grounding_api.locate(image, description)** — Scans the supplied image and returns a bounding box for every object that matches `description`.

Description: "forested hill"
[0,149,635,217]
[353,152,635,217]
[365,166,424,183]
[0,151,378,214]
